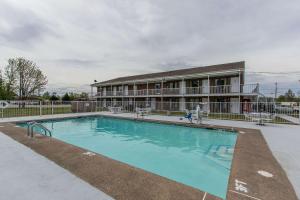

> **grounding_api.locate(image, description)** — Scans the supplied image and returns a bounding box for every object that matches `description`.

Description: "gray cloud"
[0,23,48,46]
[48,59,103,68]
[0,0,57,48]
[0,0,299,91]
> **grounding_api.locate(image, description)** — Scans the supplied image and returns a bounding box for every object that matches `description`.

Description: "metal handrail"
[27,121,52,138]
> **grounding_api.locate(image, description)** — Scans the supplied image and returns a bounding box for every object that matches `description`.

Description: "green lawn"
[1,106,72,118]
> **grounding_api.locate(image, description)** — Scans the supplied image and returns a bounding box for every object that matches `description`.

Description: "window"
[155,83,161,89]
[215,79,225,86]
[191,80,199,87]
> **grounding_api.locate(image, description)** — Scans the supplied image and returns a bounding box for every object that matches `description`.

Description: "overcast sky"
[0,0,300,93]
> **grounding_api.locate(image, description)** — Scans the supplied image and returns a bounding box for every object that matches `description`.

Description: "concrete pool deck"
[0,131,113,200]
[0,112,299,199]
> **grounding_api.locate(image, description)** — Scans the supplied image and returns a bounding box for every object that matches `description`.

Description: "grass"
[1,106,72,118]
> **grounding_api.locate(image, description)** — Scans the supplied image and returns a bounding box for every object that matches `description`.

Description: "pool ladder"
[27,121,52,138]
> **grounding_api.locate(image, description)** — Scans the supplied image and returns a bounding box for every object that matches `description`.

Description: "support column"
[146,81,149,107]
[238,70,241,102]
[103,99,106,107]
[207,75,210,113]
[179,97,186,111]
[90,86,94,99]
[180,79,186,95]
[161,79,164,110]
[110,84,113,106]
[122,84,124,108]
[103,86,106,96]
[238,70,241,114]
[179,79,186,111]
[133,82,136,109]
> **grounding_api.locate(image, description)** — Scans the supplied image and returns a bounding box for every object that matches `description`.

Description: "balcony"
[162,88,180,95]
[148,89,162,95]
[93,84,259,97]
[186,87,208,95]
[135,89,147,96]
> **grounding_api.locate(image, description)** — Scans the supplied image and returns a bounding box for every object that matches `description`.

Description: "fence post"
[1,107,3,118]
[51,101,54,115]
[299,103,300,124]
[39,101,42,116]
[76,101,79,113]
[219,102,221,119]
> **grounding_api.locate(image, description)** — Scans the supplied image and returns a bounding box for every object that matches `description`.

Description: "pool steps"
[27,121,52,138]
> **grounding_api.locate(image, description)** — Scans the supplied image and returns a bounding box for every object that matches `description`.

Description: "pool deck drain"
[0,115,298,200]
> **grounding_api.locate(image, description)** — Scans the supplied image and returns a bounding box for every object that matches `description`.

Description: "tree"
[285,89,295,101]
[79,92,88,99]
[277,89,297,102]
[49,93,60,101]
[42,91,51,100]
[62,93,71,101]
[5,57,48,100]
[0,71,5,99]
[0,69,16,100]
[4,61,18,99]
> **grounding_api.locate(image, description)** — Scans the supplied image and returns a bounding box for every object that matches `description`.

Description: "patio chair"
[181,109,193,123]
[193,104,209,124]
[136,107,151,118]
[244,112,275,125]
[108,106,122,114]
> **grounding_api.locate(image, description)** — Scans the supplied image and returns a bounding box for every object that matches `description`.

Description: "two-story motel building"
[91,61,259,113]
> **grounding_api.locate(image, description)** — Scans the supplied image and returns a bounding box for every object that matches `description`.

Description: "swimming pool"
[19,116,237,199]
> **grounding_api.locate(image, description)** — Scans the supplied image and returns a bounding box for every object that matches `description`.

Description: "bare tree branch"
[5,57,48,99]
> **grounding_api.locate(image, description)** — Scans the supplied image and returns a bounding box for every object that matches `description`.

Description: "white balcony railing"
[148,89,162,95]
[163,88,181,95]
[116,91,123,96]
[185,87,209,95]
[136,89,147,96]
[210,85,238,94]
[93,84,259,97]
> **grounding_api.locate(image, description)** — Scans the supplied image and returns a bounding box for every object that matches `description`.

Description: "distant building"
[91,61,259,113]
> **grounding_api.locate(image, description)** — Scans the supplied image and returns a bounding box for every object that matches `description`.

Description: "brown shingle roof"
[96,61,244,85]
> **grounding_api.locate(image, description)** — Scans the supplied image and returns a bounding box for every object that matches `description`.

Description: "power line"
[246,71,300,75]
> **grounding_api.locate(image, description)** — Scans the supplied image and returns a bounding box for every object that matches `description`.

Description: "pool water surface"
[19,116,237,199]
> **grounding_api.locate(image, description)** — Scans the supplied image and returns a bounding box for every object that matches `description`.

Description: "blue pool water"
[19,116,237,199]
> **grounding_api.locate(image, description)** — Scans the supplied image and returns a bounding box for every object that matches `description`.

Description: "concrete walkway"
[0,132,113,200]
[277,114,300,124]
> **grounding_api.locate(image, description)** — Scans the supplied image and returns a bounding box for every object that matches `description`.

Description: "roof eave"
[92,68,244,87]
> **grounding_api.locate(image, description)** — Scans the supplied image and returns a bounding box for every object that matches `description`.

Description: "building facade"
[91,61,259,113]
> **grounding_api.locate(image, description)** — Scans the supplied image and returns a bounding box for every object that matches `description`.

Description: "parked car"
[292,106,299,113]
[275,105,299,113]
[275,105,297,113]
